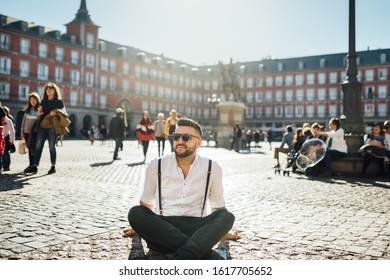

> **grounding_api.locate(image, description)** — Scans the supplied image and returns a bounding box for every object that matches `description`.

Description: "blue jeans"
[33,127,57,166]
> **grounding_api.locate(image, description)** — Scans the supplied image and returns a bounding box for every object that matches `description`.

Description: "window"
[275,76,283,86]
[364,104,374,117]
[185,78,190,88]
[56,47,64,61]
[378,104,387,116]
[285,106,293,117]
[378,86,387,99]
[37,64,48,80]
[70,91,78,106]
[246,107,254,118]
[298,60,305,70]
[55,67,63,82]
[329,105,337,117]
[306,105,314,117]
[212,80,218,90]
[71,50,79,64]
[318,88,326,101]
[256,77,263,87]
[20,38,30,54]
[86,72,94,87]
[265,77,273,87]
[123,80,129,93]
[0,56,10,74]
[204,81,210,90]
[71,70,80,85]
[265,91,273,102]
[135,66,141,77]
[285,75,293,86]
[0,33,10,49]
[318,73,326,84]
[329,88,338,100]
[86,53,95,67]
[101,57,109,71]
[306,89,315,101]
[123,63,129,75]
[142,83,148,96]
[275,90,283,102]
[379,68,387,80]
[329,72,338,83]
[317,105,325,117]
[285,90,293,101]
[380,53,387,64]
[296,89,304,101]
[100,76,107,90]
[320,58,326,68]
[255,91,263,102]
[256,107,262,117]
[295,106,304,118]
[365,69,374,81]
[246,92,254,103]
[86,33,94,49]
[110,77,116,90]
[265,107,272,117]
[135,82,141,95]
[150,85,156,97]
[38,43,48,58]
[365,86,375,99]
[19,84,29,101]
[247,78,254,88]
[275,107,283,117]
[85,93,92,107]
[295,74,304,86]
[100,95,107,109]
[19,60,29,77]
[278,62,284,71]
[110,60,117,72]
[0,82,10,98]
[306,73,315,85]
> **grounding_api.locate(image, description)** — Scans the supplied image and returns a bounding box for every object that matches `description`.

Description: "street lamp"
[207,93,221,105]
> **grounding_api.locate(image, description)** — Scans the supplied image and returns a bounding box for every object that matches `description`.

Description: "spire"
[67,0,94,24]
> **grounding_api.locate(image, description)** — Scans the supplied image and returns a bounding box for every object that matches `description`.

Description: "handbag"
[18,140,27,154]
[9,143,16,153]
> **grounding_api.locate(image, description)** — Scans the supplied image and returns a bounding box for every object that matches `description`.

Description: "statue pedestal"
[216,101,246,149]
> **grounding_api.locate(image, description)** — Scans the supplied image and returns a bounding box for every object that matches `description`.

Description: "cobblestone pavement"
[0,140,389,260]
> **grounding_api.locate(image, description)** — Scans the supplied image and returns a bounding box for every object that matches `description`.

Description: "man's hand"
[122,228,136,238]
[224,230,241,240]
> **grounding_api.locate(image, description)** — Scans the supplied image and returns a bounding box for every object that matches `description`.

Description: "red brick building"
[0,0,389,138]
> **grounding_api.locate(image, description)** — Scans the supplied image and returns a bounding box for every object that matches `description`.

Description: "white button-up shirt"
[140,153,225,217]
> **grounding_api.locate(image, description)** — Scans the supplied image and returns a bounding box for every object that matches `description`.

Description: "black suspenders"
[157,158,212,217]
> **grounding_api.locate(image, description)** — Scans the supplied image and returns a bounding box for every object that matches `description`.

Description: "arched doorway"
[68,114,77,137]
[82,115,92,138]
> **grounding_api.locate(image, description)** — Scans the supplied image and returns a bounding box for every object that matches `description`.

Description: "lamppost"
[206,93,221,146]
[341,0,364,152]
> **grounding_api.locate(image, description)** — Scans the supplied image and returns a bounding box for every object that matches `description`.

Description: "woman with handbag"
[136,111,155,162]
[20,92,41,173]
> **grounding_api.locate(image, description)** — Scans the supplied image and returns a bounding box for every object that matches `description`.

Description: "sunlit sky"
[1,0,390,65]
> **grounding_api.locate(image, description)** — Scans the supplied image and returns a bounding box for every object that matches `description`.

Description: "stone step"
[331,156,387,176]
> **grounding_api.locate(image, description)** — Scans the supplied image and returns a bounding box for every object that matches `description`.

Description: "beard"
[174,144,197,158]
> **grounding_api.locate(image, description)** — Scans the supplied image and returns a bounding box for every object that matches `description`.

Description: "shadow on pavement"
[90,161,113,167]
[0,173,48,192]
[127,161,146,167]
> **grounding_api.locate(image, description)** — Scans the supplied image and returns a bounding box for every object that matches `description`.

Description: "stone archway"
[68,114,77,137]
[82,115,93,138]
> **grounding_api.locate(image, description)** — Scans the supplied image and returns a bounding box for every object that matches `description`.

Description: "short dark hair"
[286,125,293,132]
[176,117,203,137]
[330,118,341,129]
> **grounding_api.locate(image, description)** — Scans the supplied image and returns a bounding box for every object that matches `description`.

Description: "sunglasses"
[173,133,200,142]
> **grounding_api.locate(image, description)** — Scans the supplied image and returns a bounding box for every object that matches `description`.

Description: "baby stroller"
[275,139,326,176]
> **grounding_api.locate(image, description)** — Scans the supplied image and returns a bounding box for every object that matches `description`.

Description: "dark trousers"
[128,205,234,259]
[33,127,57,166]
[3,135,11,169]
[156,137,165,157]
[24,133,35,167]
[141,140,150,157]
[319,149,346,173]
[113,137,123,159]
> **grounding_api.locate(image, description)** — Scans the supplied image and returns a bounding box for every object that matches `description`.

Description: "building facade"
[0,0,389,138]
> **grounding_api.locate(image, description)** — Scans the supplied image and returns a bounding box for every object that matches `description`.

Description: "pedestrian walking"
[108,108,126,160]
[154,112,166,157]
[25,82,69,175]
[20,92,41,173]
[164,109,179,152]
[136,111,155,162]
